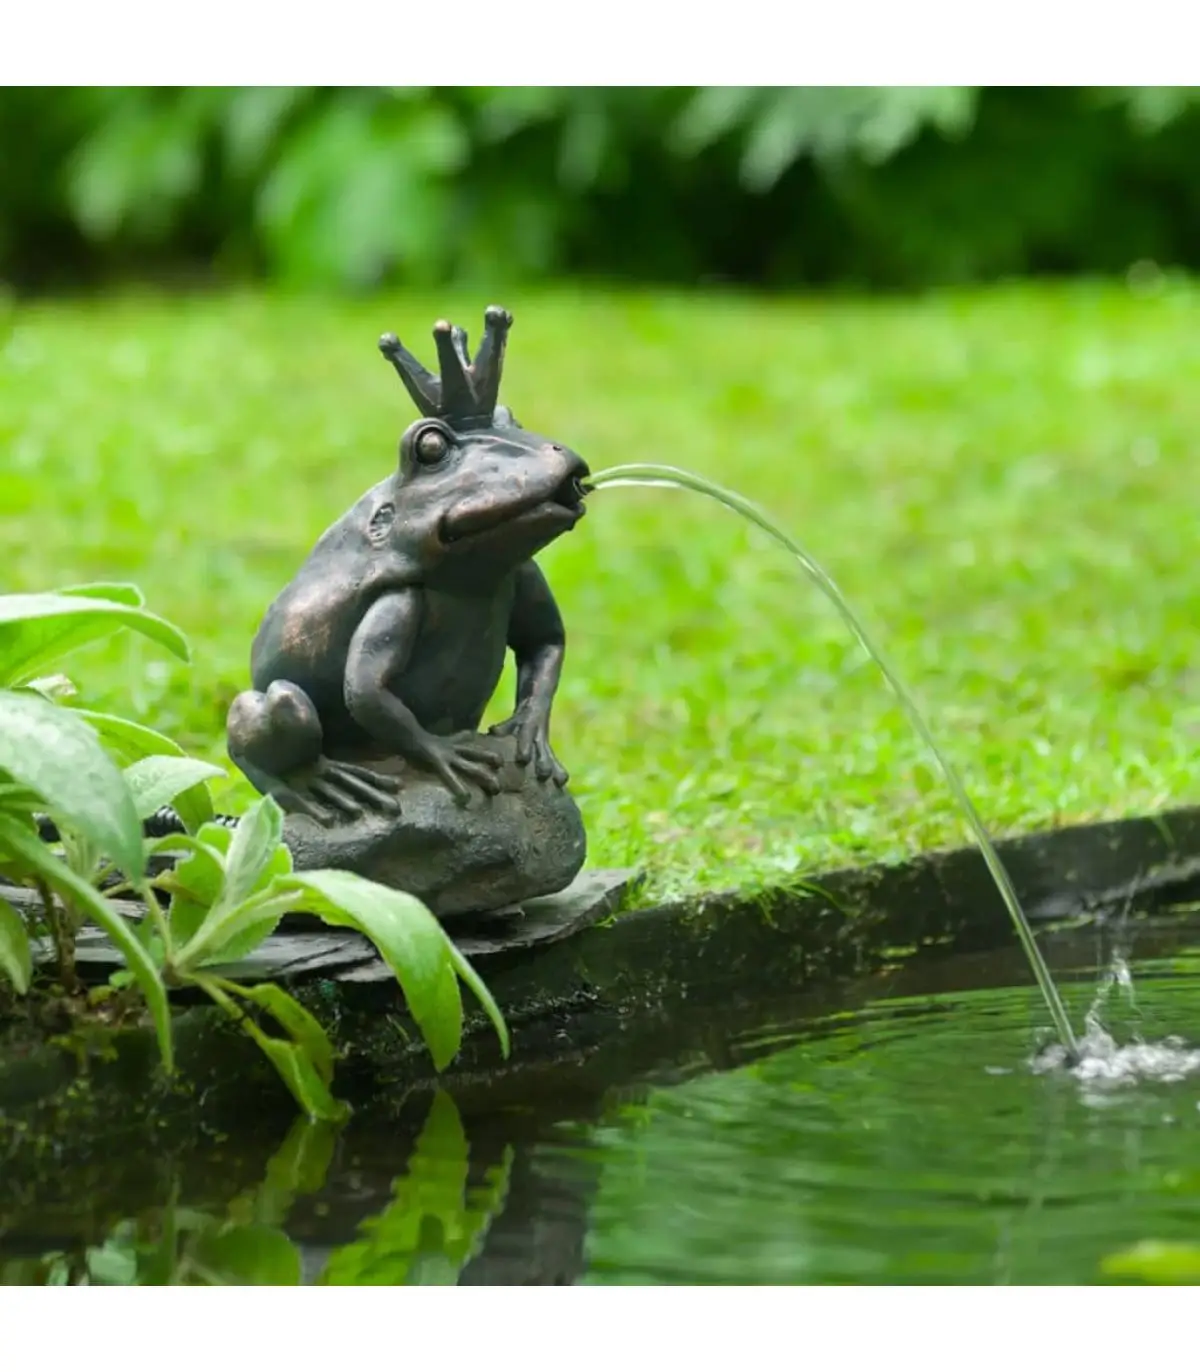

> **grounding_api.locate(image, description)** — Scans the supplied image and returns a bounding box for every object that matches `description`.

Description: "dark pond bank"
[4,806,1200,1284]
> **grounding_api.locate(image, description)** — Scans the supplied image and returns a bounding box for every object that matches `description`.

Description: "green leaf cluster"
[0,1092,510,1286]
[0,583,507,1119]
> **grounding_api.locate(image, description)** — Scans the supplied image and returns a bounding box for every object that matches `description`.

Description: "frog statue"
[226,306,592,918]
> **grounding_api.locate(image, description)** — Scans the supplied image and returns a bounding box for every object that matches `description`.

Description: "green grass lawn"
[3,281,1199,900]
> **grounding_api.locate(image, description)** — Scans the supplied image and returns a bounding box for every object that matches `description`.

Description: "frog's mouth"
[439,469,589,548]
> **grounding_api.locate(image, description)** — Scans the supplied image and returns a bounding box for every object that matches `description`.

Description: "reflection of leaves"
[243,1116,340,1228]
[188,1224,302,1285]
[318,1091,512,1286]
[61,1118,339,1285]
[86,1226,141,1284]
[84,1215,303,1286]
[5,1092,511,1287]
[1101,1241,1200,1284]
[671,87,760,156]
[1,1253,75,1285]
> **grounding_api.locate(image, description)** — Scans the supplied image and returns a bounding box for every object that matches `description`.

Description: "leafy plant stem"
[173,891,296,972]
[36,875,79,996]
[139,881,174,963]
[192,972,244,1025]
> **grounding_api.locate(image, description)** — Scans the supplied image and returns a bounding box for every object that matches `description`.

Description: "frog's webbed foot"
[416,733,505,801]
[227,682,401,827]
[279,757,402,826]
[488,705,568,786]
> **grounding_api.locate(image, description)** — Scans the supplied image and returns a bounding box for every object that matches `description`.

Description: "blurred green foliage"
[4,86,1200,292]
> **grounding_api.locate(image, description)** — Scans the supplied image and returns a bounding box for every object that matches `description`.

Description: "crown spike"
[473,305,513,416]
[433,320,475,417]
[450,324,473,372]
[380,306,514,426]
[378,333,441,417]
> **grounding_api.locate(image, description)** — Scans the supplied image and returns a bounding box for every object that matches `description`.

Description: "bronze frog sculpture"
[227,306,593,915]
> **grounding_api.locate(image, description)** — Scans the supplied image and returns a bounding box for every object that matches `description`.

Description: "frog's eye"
[414,425,451,465]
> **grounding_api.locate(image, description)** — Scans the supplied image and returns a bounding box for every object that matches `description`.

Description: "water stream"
[586,463,1080,1058]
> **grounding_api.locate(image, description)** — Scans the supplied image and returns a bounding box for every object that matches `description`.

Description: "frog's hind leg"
[227,680,401,825]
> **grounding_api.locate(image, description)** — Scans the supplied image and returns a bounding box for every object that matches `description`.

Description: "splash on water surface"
[1033,1024,1200,1089]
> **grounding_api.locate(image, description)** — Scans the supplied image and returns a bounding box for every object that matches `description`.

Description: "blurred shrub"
[3,86,1200,292]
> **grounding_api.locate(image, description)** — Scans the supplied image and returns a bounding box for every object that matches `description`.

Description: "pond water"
[3,912,1199,1285]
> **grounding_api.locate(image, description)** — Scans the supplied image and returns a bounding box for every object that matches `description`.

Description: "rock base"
[282,732,587,918]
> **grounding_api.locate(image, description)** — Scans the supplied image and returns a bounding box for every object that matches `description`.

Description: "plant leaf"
[251,1037,347,1124]
[318,1091,511,1286]
[0,895,33,994]
[79,711,217,831]
[171,805,294,968]
[188,1224,302,1285]
[0,592,190,687]
[0,689,145,879]
[444,941,509,1058]
[75,709,190,760]
[195,896,294,966]
[279,868,509,1070]
[147,831,227,886]
[0,815,173,1072]
[54,582,146,607]
[0,805,42,884]
[221,795,284,910]
[249,1117,340,1228]
[123,755,224,828]
[151,830,228,951]
[193,821,236,856]
[218,979,337,1085]
[196,974,348,1123]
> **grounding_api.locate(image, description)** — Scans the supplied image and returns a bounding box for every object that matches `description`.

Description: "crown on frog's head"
[378,305,513,428]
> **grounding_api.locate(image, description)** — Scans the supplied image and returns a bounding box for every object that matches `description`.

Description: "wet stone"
[282,733,588,918]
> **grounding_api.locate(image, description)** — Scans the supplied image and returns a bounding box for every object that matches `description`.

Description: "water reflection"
[2,914,1199,1285]
[0,1096,523,1285]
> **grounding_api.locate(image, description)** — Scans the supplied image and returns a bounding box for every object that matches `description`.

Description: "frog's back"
[249,481,410,709]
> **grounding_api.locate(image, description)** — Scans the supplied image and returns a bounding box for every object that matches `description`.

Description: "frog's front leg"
[488,560,569,786]
[227,680,401,825]
[344,591,504,801]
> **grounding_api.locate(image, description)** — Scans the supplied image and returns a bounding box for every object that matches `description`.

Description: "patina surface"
[226,306,591,912]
